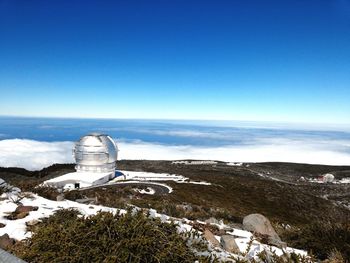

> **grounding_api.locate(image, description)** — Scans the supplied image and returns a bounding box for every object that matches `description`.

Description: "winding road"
[79,181,172,195]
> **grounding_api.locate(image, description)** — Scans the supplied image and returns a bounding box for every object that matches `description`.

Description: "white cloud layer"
[0,139,74,171]
[118,141,350,166]
[0,138,349,171]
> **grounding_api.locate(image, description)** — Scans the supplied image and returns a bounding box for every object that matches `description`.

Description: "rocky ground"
[1,160,350,261]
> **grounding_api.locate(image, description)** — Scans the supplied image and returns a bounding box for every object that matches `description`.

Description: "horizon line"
[1,114,350,130]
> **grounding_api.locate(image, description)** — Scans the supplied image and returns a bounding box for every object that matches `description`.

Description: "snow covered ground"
[41,170,211,192]
[134,187,156,195]
[226,162,243,166]
[0,180,307,261]
[0,192,120,240]
[44,171,112,189]
[172,160,218,165]
[339,178,350,183]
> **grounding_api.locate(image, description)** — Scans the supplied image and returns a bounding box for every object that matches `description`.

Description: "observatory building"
[45,133,118,189]
[74,133,118,176]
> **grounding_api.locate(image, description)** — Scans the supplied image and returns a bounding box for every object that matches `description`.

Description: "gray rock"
[182,204,193,212]
[203,229,220,247]
[0,179,22,195]
[56,194,65,201]
[243,213,285,248]
[10,187,21,194]
[220,235,240,253]
[0,178,5,187]
[267,236,287,249]
[0,234,15,250]
[15,212,29,219]
[15,205,38,213]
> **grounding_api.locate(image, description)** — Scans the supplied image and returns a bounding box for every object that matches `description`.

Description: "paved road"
[80,181,172,195]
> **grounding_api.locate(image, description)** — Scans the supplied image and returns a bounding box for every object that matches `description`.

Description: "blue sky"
[0,0,349,124]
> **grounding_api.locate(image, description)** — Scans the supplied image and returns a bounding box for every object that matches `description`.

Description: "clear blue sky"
[0,0,349,124]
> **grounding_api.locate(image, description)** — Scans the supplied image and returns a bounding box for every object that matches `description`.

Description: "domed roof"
[74,133,118,166]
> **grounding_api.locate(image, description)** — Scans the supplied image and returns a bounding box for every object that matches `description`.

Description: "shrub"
[252,250,314,263]
[281,220,350,260]
[63,189,84,201]
[11,179,39,192]
[12,209,209,263]
[32,185,60,200]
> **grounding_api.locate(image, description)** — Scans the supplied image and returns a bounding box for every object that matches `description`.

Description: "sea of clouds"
[0,139,74,170]
[0,137,349,171]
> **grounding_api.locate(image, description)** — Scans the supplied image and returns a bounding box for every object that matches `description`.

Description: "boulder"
[10,187,21,193]
[56,194,65,201]
[0,234,15,250]
[15,205,38,214]
[16,212,29,219]
[243,213,285,248]
[0,223,5,228]
[203,229,220,247]
[0,178,5,187]
[220,235,240,253]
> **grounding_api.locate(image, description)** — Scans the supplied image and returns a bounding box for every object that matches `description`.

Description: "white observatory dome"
[73,133,118,173]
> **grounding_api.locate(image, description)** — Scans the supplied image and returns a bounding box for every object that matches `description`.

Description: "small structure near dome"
[44,133,118,190]
[321,173,335,183]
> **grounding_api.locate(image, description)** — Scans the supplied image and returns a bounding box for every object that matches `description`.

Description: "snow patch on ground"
[339,178,350,184]
[134,187,155,195]
[0,193,121,240]
[176,180,212,186]
[172,160,218,165]
[113,170,211,186]
[44,171,112,189]
[40,170,210,193]
[227,162,243,166]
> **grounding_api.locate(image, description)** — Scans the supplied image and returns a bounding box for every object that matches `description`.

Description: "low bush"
[9,179,39,192]
[281,220,350,260]
[12,208,210,263]
[32,185,60,200]
[63,189,84,200]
